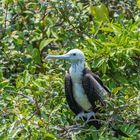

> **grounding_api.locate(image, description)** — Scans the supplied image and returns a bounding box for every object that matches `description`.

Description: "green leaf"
[90,3,109,22]
[45,133,57,139]
[0,80,9,88]
[39,38,56,51]
[111,24,122,35]
[23,70,31,86]
[32,48,41,64]
[101,61,107,74]
[99,27,114,32]
[32,81,40,88]
[112,87,123,94]
[137,0,140,8]
[95,58,105,68]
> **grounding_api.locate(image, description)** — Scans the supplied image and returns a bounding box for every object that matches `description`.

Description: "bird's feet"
[85,112,96,123]
[75,112,86,121]
[75,111,96,122]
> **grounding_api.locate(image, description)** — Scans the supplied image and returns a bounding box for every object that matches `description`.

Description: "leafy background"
[0,0,140,139]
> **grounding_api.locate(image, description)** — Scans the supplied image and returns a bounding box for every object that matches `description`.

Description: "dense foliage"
[0,0,140,139]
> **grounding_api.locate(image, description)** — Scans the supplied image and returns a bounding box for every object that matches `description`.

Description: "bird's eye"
[73,53,76,56]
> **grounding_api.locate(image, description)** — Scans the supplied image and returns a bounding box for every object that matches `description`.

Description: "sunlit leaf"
[39,38,56,51]
[112,87,123,94]
[0,80,9,88]
[137,0,140,7]
[90,3,109,22]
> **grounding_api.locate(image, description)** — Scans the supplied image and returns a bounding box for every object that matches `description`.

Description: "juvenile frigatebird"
[46,49,128,137]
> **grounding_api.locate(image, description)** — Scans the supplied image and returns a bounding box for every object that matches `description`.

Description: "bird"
[46,49,129,137]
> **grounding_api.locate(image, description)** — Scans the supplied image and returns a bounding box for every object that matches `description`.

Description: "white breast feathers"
[73,83,92,111]
[69,63,92,111]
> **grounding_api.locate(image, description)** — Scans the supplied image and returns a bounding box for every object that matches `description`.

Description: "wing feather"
[82,69,110,112]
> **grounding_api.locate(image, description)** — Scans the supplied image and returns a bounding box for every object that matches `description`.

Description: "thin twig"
[3,5,8,36]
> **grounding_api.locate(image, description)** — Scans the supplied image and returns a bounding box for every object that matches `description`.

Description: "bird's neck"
[69,60,85,83]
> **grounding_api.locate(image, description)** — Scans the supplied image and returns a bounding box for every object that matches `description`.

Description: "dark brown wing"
[82,69,110,112]
[82,69,129,136]
[83,68,111,94]
[65,73,83,115]
[92,73,111,95]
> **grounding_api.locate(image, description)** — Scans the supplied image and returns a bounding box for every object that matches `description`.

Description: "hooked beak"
[46,53,71,60]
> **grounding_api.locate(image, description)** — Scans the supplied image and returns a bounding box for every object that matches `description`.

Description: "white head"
[46,49,85,63]
[47,49,85,81]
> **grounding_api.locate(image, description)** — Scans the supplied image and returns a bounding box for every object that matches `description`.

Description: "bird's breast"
[73,83,92,111]
[69,65,92,111]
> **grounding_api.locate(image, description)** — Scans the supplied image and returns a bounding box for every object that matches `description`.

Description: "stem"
[3,4,8,37]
